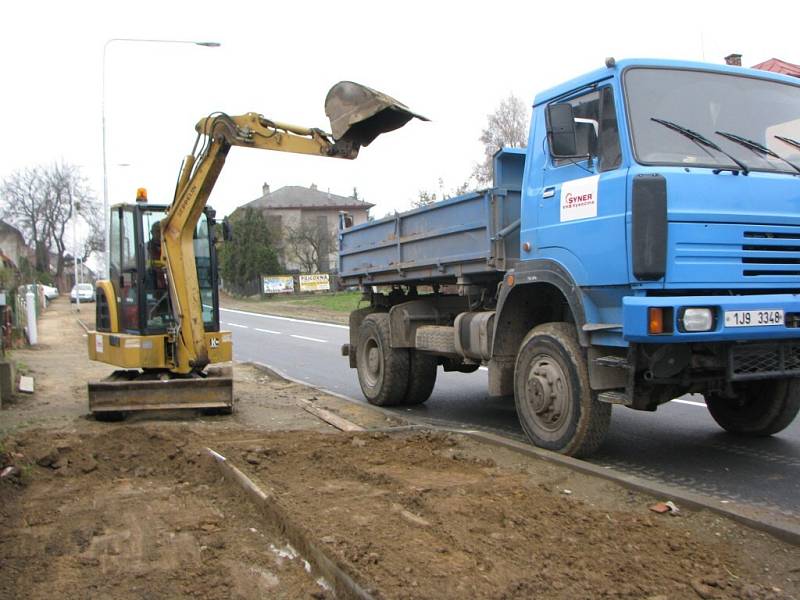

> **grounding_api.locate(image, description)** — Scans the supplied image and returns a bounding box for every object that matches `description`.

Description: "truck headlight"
[681,307,714,332]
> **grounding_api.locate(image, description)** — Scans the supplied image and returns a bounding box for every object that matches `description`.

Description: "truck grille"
[728,341,800,381]
[743,231,800,277]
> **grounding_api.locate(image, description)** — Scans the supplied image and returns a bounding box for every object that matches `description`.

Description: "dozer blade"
[88,368,233,414]
[325,81,428,148]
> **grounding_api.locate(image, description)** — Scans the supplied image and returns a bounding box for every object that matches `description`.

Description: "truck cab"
[340,59,800,456]
[525,58,800,335]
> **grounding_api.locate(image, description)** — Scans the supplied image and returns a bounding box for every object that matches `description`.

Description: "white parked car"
[42,285,59,300]
[70,283,95,303]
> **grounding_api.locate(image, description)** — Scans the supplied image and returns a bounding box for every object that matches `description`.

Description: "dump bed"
[338,149,524,287]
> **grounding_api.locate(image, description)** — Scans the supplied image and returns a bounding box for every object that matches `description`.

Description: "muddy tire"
[706,379,800,436]
[356,313,409,406]
[404,351,437,405]
[513,323,611,457]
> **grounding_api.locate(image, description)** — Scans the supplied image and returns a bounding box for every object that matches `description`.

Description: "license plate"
[724,309,784,328]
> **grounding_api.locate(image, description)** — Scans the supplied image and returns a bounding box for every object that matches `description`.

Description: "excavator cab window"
[120,208,140,331]
[106,203,220,336]
[193,215,217,328]
[142,208,172,333]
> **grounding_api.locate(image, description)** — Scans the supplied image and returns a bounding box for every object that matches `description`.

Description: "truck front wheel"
[514,323,611,457]
[706,379,800,436]
[356,313,409,406]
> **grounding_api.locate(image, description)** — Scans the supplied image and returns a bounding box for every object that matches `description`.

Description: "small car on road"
[70,283,94,303]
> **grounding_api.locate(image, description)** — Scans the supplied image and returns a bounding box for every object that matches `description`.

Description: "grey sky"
[2,0,797,227]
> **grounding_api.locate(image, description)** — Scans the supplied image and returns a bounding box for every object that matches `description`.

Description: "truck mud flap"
[88,369,233,412]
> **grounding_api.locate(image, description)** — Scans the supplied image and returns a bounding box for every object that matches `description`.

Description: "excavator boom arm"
[161,115,356,374]
[160,83,425,374]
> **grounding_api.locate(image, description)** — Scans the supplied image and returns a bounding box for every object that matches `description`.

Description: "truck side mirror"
[547,103,581,158]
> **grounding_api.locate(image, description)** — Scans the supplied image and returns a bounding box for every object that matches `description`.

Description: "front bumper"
[727,340,800,381]
[623,293,800,343]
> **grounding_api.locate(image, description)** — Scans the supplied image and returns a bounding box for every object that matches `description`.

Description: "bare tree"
[1,166,50,272]
[43,163,94,287]
[411,189,438,209]
[284,219,336,273]
[1,163,101,287]
[473,94,529,185]
[78,196,105,263]
[411,177,471,208]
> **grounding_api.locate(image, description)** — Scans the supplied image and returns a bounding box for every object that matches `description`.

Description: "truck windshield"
[625,68,800,174]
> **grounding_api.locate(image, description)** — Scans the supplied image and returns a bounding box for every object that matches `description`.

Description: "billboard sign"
[262,275,295,294]
[298,273,330,292]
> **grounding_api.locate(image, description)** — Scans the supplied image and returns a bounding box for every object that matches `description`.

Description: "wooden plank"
[299,400,364,432]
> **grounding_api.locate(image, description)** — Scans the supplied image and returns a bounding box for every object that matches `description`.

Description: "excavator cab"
[88,197,232,419]
[96,202,220,339]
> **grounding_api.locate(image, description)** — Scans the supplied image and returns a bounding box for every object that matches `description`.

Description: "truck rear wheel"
[356,313,409,406]
[706,379,800,436]
[404,351,437,405]
[514,323,611,457]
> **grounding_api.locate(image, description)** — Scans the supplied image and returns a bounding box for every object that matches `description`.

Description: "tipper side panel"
[338,149,524,286]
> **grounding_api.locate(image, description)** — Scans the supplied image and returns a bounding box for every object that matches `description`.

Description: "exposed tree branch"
[284,219,336,273]
[473,94,529,185]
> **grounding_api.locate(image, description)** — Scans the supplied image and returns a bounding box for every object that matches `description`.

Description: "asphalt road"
[222,306,800,518]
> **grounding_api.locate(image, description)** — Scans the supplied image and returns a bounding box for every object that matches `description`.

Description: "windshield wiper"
[650,118,749,175]
[776,135,800,153]
[716,130,800,175]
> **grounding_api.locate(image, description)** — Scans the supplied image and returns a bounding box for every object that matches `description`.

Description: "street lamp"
[101,37,221,277]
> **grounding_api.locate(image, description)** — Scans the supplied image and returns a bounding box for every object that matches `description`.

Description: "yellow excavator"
[86,82,425,419]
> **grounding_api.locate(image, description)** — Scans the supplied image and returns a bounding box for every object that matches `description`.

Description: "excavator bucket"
[325,81,428,148]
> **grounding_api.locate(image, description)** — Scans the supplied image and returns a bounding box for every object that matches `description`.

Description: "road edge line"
[205,447,376,600]
[220,306,348,329]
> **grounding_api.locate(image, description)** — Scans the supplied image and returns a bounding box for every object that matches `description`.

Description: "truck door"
[531,85,628,285]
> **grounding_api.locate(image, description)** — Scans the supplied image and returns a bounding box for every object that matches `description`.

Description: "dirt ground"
[1,299,798,599]
[0,426,327,599]
[220,430,800,600]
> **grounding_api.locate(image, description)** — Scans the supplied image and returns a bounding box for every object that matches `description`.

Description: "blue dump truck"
[338,58,800,457]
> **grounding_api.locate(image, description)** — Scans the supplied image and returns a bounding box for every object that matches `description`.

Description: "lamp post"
[102,38,221,277]
[73,198,81,312]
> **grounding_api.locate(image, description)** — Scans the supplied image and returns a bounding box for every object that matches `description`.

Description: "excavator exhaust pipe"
[325,81,428,149]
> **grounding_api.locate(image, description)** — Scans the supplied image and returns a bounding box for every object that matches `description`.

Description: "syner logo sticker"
[560,175,599,222]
